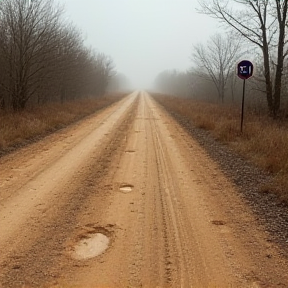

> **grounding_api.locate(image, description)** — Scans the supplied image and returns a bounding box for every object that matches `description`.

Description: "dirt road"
[0,91,288,287]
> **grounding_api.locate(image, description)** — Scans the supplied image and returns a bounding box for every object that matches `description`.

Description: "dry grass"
[153,94,288,202]
[0,94,126,153]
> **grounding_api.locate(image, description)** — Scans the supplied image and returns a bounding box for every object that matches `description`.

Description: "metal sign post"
[241,79,246,133]
[237,60,254,133]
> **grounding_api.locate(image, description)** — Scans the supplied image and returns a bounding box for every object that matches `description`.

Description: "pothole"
[71,227,111,260]
[125,150,136,153]
[211,220,226,226]
[119,184,134,193]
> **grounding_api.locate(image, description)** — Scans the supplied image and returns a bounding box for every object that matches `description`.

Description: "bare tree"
[198,0,288,115]
[107,73,131,92]
[92,53,116,96]
[0,0,116,111]
[192,33,242,103]
[0,0,63,110]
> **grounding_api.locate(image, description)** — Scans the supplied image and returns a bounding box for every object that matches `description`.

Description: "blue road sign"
[237,60,253,80]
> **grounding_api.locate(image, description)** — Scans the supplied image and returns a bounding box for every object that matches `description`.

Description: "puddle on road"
[119,184,134,193]
[72,233,110,260]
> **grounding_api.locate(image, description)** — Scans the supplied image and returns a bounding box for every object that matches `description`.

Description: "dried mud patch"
[69,224,115,260]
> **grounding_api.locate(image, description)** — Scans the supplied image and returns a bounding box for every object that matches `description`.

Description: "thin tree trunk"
[262,35,274,114]
[273,0,288,116]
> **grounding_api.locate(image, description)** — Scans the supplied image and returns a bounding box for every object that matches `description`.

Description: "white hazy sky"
[60,0,220,89]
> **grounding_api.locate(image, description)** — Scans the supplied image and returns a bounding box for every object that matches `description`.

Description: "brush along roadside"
[0,93,127,156]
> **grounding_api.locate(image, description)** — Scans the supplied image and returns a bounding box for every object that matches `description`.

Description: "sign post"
[237,60,254,133]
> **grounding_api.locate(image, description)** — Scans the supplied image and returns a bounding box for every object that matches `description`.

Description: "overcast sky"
[60,0,220,89]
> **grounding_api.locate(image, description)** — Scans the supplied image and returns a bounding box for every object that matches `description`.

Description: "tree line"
[0,0,115,111]
[155,0,288,117]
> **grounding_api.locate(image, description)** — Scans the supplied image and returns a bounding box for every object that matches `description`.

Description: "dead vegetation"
[0,94,125,154]
[152,94,288,202]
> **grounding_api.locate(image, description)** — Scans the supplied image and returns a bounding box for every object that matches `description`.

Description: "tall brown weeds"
[0,94,125,153]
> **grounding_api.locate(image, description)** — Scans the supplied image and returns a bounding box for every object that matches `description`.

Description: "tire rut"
[147,97,200,286]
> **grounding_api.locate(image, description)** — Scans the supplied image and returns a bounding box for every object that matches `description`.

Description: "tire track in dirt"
[144,99,193,286]
[145,95,225,287]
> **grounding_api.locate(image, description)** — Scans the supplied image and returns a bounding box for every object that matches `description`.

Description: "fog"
[60,0,220,90]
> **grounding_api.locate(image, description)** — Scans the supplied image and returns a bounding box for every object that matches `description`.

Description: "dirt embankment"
[0,91,288,287]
